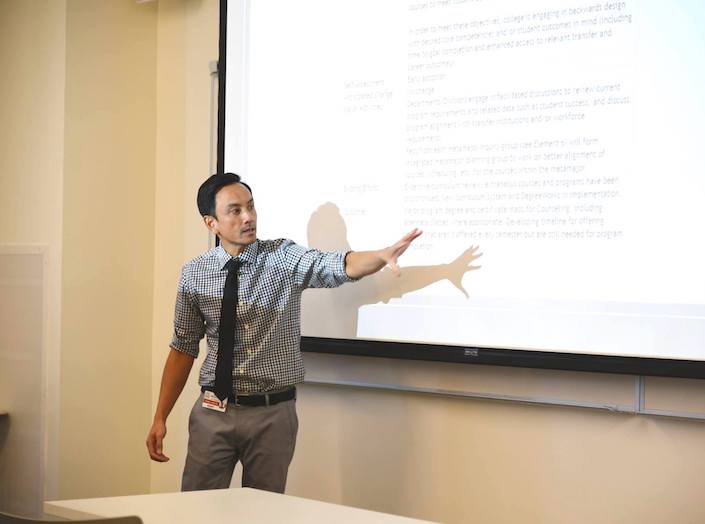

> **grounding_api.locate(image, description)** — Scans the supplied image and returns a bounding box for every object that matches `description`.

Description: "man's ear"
[203,215,218,235]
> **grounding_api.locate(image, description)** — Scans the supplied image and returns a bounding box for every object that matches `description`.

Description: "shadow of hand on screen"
[301,202,482,339]
[374,243,482,303]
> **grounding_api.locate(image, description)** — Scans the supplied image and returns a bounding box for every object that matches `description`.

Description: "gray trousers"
[181,393,298,493]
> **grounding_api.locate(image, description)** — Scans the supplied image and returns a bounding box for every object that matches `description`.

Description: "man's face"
[206,183,257,252]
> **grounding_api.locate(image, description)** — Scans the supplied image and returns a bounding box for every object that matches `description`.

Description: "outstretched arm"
[344,229,423,279]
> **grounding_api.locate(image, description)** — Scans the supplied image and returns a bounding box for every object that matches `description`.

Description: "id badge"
[202,390,228,412]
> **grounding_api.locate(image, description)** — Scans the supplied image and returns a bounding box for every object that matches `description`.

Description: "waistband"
[201,386,296,407]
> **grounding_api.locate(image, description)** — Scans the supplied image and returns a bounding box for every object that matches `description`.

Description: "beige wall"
[0,0,66,247]
[0,0,157,505]
[291,356,705,524]
[0,0,67,508]
[149,0,219,491]
[59,0,157,499]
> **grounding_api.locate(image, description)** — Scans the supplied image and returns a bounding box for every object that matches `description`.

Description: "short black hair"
[197,173,253,217]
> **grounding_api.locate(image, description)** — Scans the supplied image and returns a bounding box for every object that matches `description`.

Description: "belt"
[202,386,296,407]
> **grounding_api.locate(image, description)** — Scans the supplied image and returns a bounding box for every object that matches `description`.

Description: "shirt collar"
[216,241,259,270]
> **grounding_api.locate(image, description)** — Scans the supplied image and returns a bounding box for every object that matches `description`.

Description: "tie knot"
[225,259,240,272]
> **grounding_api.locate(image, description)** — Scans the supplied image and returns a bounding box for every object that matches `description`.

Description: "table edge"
[43,501,103,520]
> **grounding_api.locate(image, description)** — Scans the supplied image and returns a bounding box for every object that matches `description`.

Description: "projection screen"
[220,0,705,377]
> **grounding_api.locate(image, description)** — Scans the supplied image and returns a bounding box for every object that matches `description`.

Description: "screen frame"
[217,0,705,379]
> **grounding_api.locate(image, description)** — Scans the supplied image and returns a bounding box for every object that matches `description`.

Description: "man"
[146,172,421,493]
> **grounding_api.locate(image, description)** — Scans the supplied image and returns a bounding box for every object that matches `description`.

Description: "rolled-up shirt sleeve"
[283,240,359,289]
[170,264,205,357]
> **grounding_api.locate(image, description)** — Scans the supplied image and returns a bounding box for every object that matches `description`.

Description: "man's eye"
[231,208,240,215]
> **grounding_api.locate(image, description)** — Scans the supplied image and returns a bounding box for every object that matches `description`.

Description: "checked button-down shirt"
[170,239,355,393]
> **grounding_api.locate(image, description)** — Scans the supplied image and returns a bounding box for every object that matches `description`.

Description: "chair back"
[0,513,142,524]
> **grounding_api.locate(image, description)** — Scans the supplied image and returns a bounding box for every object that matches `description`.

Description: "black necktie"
[215,258,240,401]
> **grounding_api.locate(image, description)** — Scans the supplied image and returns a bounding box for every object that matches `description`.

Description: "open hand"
[447,245,483,298]
[382,228,423,275]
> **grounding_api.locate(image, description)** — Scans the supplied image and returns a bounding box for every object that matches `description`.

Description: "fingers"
[453,282,470,299]
[148,440,169,462]
[407,228,423,241]
[155,432,164,458]
[462,245,480,256]
[393,229,423,256]
[146,427,170,463]
[459,245,483,265]
[399,228,423,244]
[469,251,483,263]
[383,229,422,276]
[393,243,411,259]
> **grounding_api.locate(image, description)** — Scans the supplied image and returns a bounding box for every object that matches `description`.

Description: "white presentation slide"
[224,0,705,360]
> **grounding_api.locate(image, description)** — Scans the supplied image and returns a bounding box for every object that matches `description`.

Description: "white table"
[44,487,437,524]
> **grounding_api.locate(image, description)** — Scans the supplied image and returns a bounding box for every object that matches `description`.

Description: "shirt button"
[247,349,252,355]
[244,324,250,330]
[239,367,244,375]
